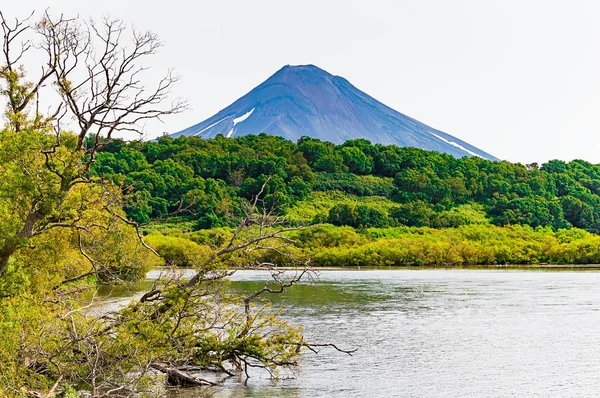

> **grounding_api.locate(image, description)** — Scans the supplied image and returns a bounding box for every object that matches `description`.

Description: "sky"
[3,0,600,164]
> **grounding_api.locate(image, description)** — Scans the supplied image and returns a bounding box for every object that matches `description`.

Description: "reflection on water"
[101,269,600,397]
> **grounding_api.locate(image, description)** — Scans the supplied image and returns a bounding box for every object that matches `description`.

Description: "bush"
[326,203,390,228]
[145,233,212,267]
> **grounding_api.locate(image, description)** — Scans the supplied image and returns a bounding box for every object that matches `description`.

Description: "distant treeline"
[92,134,600,233]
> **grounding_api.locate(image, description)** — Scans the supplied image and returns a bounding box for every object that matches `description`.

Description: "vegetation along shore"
[90,134,600,267]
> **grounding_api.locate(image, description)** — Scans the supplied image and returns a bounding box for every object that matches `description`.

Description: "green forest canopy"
[93,134,600,233]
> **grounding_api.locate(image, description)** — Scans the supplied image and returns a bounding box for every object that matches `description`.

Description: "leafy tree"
[561,195,596,230]
[326,203,390,228]
[389,201,436,227]
[489,196,564,229]
[338,146,374,174]
[0,12,332,396]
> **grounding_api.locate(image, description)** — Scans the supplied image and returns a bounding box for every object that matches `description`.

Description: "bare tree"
[0,11,186,276]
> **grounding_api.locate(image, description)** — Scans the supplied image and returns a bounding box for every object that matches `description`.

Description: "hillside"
[93,135,600,234]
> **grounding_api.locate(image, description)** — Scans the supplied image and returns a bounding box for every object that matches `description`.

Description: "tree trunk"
[150,363,215,387]
[0,212,42,275]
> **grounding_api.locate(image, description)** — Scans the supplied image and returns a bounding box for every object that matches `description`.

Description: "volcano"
[172,65,497,160]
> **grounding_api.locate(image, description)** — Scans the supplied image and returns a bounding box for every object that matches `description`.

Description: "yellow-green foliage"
[0,292,168,395]
[153,223,600,268]
[0,295,59,392]
[142,217,197,235]
[285,191,399,224]
[145,232,213,267]
[431,203,490,227]
[187,227,234,248]
[289,224,600,266]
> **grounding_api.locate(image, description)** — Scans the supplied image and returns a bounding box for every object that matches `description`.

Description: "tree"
[0,12,352,396]
[0,11,186,277]
[326,203,390,228]
[338,146,373,175]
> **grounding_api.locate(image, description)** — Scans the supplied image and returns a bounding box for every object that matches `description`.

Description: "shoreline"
[307,264,600,271]
[152,264,600,273]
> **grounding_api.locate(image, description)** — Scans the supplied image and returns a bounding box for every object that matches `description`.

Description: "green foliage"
[285,191,398,225]
[430,203,490,228]
[389,201,436,227]
[313,173,393,196]
[338,146,373,174]
[91,135,600,233]
[327,203,390,228]
[0,17,313,396]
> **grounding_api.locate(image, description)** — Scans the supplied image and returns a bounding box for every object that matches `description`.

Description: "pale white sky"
[4,0,600,163]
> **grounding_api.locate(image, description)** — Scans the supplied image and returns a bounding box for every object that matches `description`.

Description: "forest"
[88,133,600,268]
[93,134,600,233]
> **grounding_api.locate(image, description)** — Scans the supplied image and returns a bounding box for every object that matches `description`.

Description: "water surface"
[151,269,600,397]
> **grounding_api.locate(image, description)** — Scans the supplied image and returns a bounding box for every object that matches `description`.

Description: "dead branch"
[150,363,215,387]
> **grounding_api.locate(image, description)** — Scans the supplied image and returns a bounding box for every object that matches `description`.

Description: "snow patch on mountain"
[233,108,255,126]
[227,108,255,138]
[429,131,486,159]
[192,117,227,136]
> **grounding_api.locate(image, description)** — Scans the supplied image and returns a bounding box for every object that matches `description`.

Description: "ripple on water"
[157,269,600,397]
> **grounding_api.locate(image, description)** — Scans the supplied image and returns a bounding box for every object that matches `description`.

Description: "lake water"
[146,269,600,397]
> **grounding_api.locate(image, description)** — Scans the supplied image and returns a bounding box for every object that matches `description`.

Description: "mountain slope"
[172,65,498,160]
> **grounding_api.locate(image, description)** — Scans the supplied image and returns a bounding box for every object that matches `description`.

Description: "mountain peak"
[265,64,334,85]
[172,65,498,161]
[279,64,326,72]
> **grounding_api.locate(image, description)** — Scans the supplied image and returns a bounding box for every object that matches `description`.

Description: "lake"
[126,269,600,397]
